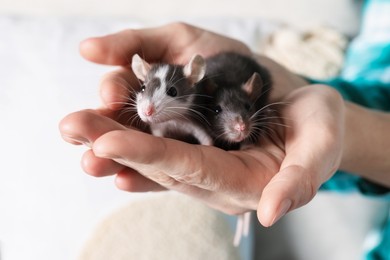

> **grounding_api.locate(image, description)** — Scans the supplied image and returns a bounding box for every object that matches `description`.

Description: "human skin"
[59,22,390,227]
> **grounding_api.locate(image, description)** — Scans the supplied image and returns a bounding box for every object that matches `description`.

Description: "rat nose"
[144,105,155,116]
[234,123,246,132]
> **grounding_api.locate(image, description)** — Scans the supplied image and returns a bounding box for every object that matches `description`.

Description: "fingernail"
[92,144,120,160]
[62,135,91,147]
[270,199,292,226]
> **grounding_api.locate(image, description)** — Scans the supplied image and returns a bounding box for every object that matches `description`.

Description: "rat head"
[210,73,265,144]
[131,54,206,124]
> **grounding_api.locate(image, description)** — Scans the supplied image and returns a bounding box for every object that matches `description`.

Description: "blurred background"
[1,0,388,259]
[0,0,362,34]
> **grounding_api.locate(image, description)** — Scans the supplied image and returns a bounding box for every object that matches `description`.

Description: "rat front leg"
[191,125,213,146]
[150,125,165,137]
[150,121,213,146]
[197,134,213,146]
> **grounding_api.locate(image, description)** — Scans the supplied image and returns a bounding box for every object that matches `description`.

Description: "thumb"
[257,165,316,227]
[257,86,344,227]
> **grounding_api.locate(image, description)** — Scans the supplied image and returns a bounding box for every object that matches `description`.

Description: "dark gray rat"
[202,52,273,150]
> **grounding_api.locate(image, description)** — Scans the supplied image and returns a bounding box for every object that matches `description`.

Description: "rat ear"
[242,72,263,100]
[131,54,151,81]
[183,54,206,85]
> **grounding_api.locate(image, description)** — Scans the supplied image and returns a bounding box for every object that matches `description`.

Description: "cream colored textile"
[261,26,348,80]
[79,193,240,260]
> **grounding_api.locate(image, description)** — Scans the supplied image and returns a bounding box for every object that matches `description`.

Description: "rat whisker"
[117,106,137,120]
[129,113,145,128]
[162,107,190,120]
[259,121,290,128]
[251,101,289,118]
[168,64,178,84]
[165,105,210,125]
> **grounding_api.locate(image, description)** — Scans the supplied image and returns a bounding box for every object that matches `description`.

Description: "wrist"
[340,102,390,187]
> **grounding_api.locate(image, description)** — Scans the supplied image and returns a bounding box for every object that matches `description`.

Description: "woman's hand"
[60,23,345,226]
[60,85,345,226]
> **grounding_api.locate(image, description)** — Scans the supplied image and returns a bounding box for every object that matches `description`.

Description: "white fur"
[151,120,213,146]
[151,65,169,108]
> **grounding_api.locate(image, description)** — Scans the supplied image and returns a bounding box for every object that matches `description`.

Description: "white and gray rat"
[131,54,213,145]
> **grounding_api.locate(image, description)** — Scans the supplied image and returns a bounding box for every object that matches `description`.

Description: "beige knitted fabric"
[78,192,241,260]
[261,26,348,80]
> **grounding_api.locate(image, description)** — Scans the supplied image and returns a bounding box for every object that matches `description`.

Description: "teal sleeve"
[311,78,390,111]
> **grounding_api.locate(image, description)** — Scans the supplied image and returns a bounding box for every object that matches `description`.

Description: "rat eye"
[167,87,177,97]
[213,105,222,114]
[140,84,146,92]
[244,103,251,111]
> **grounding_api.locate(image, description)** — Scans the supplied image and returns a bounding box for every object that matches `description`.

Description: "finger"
[59,109,128,145]
[59,109,129,177]
[93,128,275,215]
[81,149,125,177]
[92,129,257,191]
[93,129,219,204]
[82,148,164,191]
[115,168,166,192]
[257,165,312,227]
[79,23,192,66]
[93,129,209,187]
